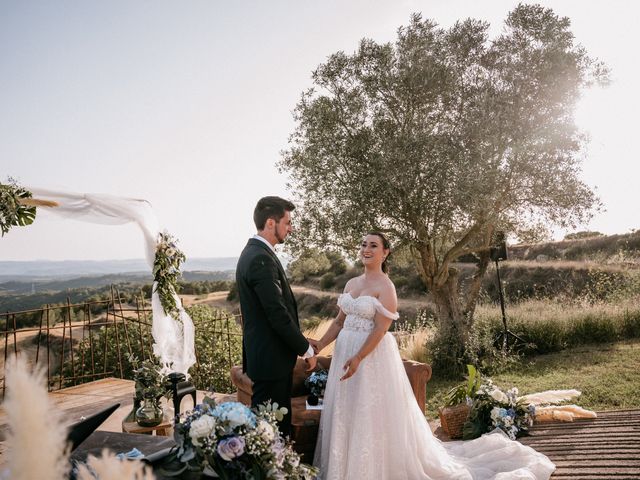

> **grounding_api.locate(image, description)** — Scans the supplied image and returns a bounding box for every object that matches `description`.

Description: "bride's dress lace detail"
[314,294,555,480]
[338,293,398,333]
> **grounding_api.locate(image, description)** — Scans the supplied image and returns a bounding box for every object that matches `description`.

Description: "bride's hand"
[308,338,322,354]
[340,355,361,381]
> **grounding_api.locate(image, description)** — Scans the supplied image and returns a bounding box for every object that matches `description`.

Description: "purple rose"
[217,436,245,461]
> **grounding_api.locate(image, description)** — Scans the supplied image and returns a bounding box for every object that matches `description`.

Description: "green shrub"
[60,304,242,394]
[320,272,336,290]
[187,305,242,394]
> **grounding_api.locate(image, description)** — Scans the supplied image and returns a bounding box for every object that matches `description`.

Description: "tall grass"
[475,296,640,354]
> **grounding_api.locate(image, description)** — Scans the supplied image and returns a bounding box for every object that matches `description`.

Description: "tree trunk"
[430,267,471,378]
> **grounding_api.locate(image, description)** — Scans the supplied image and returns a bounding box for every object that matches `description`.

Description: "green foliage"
[178,280,232,295]
[300,315,327,332]
[226,282,238,301]
[510,230,640,262]
[287,249,332,283]
[472,298,640,358]
[129,354,171,400]
[425,340,640,420]
[187,304,243,393]
[295,293,338,320]
[153,231,187,320]
[63,321,153,386]
[62,304,242,394]
[280,5,607,377]
[443,365,481,407]
[0,178,36,237]
[319,272,336,290]
[564,231,603,240]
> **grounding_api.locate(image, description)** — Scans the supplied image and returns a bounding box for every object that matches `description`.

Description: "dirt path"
[181,287,433,312]
[180,291,238,312]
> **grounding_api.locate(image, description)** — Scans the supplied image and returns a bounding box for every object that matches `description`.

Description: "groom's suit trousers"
[251,374,293,437]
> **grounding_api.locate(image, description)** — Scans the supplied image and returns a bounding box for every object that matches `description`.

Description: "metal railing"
[0,286,243,398]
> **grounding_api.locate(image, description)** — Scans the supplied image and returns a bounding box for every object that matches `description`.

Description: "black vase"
[307,394,319,406]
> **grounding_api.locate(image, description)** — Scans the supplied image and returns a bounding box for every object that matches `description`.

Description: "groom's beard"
[275,231,286,244]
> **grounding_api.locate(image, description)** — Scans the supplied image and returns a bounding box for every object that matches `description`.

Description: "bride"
[310,232,555,480]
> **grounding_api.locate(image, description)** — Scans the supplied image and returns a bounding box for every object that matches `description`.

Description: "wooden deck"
[520,409,640,479]
[0,377,236,437]
[1,379,638,478]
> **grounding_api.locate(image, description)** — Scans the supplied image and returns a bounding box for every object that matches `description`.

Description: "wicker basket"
[439,403,471,439]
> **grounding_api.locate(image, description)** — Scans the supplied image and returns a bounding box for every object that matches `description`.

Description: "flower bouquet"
[463,379,536,440]
[304,369,328,406]
[159,398,318,479]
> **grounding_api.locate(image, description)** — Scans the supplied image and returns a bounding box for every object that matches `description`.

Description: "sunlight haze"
[1,0,638,261]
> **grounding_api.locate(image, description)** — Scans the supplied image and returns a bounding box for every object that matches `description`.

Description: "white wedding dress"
[313,293,555,480]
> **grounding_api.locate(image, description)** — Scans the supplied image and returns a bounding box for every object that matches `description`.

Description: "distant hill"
[508,230,640,263]
[0,257,239,281]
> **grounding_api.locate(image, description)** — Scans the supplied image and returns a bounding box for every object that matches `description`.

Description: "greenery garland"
[0,179,186,323]
[0,178,36,236]
[153,231,187,321]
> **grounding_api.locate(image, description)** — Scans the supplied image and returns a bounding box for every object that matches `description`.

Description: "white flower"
[189,415,216,446]
[490,388,507,403]
[256,420,275,441]
[226,408,252,429]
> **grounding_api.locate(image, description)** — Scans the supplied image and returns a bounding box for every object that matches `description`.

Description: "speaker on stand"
[490,231,525,351]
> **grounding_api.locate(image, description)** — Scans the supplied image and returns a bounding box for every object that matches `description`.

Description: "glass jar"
[135,397,163,427]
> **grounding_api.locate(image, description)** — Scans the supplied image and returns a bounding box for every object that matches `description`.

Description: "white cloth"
[313,294,555,480]
[518,389,581,406]
[27,187,196,375]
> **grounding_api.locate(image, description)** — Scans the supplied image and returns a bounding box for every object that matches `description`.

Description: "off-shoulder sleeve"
[337,293,346,310]
[372,298,399,320]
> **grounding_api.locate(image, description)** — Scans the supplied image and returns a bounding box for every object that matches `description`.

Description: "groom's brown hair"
[254,196,295,230]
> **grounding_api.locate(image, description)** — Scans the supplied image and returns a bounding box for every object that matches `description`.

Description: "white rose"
[189,415,216,447]
[257,420,275,441]
[490,389,503,402]
[490,407,501,421]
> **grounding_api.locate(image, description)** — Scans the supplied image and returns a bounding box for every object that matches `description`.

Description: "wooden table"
[122,416,173,436]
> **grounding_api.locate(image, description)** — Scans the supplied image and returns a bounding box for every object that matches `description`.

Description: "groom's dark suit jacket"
[236,238,309,381]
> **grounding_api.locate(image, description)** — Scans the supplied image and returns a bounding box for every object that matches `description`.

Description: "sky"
[1,0,638,261]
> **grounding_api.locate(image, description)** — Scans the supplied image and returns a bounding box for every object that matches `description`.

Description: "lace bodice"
[337,293,399,333]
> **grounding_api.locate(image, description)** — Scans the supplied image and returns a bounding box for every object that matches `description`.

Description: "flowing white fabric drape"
[28,187,196,376]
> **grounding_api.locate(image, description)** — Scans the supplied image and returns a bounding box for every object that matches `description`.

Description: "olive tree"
[280,5,608,375]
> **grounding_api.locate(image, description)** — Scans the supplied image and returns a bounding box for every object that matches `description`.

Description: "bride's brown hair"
[367,231,391,274]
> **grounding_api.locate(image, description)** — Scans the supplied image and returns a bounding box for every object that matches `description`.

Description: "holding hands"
[308,337,322,354]
[305,355,317,372]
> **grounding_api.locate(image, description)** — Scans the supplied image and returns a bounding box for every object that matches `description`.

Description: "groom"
[236,196,317,436]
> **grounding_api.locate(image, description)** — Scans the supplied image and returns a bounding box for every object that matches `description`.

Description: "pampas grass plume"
[76,450,155,480]
[4,357,70,480]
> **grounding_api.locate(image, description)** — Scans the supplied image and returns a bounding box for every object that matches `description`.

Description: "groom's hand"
[305,355,318,372]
